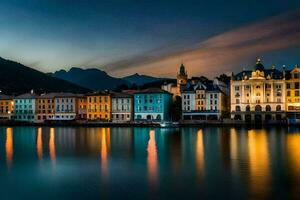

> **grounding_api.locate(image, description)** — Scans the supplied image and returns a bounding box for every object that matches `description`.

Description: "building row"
[231,58,300,123]
[0,89,173,123]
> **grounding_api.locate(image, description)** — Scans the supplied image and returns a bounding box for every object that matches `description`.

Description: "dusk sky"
[0,0,299,78]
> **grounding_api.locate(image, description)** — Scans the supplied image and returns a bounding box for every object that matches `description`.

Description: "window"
[235,106,241,112]
[296,83,299,89]
[266,105,271,112]
[296,91,300,97]
[255,105,262,112]
[246,105,250,112]
[235,86,239,91]
[287,83,290,89]
[236,99,240,104]
[276,105,281,111]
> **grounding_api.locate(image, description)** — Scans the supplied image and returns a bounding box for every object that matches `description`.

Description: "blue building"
[12,92,37,122]
[134,88,172,121]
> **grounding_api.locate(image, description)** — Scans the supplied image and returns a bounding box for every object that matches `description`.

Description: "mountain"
[49,67,129,91]
[122,73,164,86]
[0,57,89,94]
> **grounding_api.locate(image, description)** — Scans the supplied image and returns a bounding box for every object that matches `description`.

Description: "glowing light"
[5,128,13,168]
[37,128,43,160]
[195,129,204,177]
[49,128,56,162]
[147,130,158,186]
[248,130,270,198]
[100,128,110,178]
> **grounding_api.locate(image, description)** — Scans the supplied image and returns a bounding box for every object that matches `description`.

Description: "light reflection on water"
[1,126,300,199]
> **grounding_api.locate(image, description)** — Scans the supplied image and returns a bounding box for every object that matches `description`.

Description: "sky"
[0,0,299,78]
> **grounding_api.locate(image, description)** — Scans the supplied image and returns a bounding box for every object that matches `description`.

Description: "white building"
[52,93,77,121]
[111,92,133,122]
[181,82,228,120]
[231,59,286,123]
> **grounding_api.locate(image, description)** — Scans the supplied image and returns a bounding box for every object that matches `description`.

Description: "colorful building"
[230,59,286,123]
[134,88,172,121]
[0,94,13,119]
[111,92,133,122]
[77,94,87,120]
[36,93,55,122]
[52,93,77,121]
[285,65,300,123]
[12,92,37,122]
[161,63,188,99]
[86,92,111,121]
[182,82,228,120]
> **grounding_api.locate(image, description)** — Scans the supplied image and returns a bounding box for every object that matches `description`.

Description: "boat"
[159,121,180,128]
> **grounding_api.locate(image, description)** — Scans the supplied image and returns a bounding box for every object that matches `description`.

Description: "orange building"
[77,94,87,119]
[0,94,13,119]
[87,92,111,121]
[36,93,55,121]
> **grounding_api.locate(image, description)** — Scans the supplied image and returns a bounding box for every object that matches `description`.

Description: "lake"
[0,126,300,199]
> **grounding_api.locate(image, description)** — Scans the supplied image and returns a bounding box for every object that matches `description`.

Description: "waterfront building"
[134,88,172,121]
[161,63,188,99]
[111,92,133,122]
[182,82,228,120]
[12,92,37,122]
[230,59,286,123]
[0,94,13,119]
[285,65,300,123]
[36,93,55,122]
[77,94,87,120]
[86,92,111,121]
[52,93,77,121]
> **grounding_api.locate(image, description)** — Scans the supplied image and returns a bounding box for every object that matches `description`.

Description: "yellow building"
[286,65,300,122]
[87,92,111,121]
[0,95,13,119]
[77,94,87,119]
[36,93,55,122]
[195,89,206,111]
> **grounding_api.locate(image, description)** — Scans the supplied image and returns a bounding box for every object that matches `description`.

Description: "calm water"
[0,126,300,199]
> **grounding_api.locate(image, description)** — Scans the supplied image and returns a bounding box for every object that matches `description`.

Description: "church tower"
[177,63,188,87]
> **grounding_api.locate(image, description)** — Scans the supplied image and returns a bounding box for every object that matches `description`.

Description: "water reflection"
[286,133,300,199]
[147,130,158,187]
[49,128,56,163]
[36,127,43,160]
[247,129,270,198]
[100,128,111,178]
[5,127,13,168]
[195,129,204,177]
[3,126,300,199]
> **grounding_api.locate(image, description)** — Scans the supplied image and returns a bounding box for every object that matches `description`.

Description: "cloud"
[104,11,300,78]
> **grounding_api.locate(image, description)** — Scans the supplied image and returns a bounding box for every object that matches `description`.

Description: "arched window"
[156,115,161,120]
[147,115,152,120]
[276,105,281,111]
[266,105,271,112]
[235,106,241,112]
[255,105,262,112]
[246,105,250,112]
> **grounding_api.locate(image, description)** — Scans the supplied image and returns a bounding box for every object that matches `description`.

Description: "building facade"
[52,93,77,121]
[111,92,133,122]
[77,94,87,120]
[182,82,228,120]
[0,95,13,119]
[12,92,37,122]
[231,59,286,123]
[87,92,111,121]
[134,88,172,121]
[36,93,55,122]
[285,65,300,123]
[161,63,188,99]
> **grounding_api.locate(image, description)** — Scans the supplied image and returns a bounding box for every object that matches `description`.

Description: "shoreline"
[0,120,295,127]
